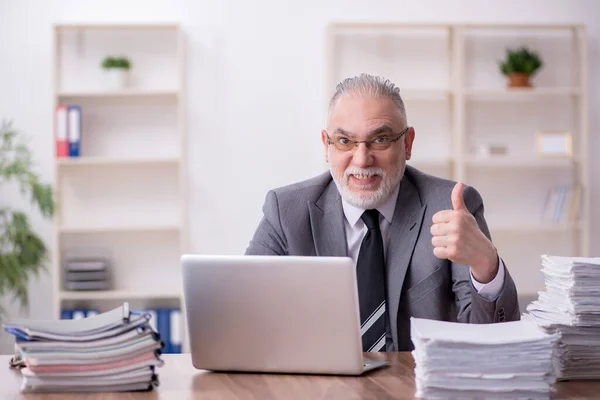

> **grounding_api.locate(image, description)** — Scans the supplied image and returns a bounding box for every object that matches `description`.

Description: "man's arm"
[451,185,521,324]
[245,190,288,255]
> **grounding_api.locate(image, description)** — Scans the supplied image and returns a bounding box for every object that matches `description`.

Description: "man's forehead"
[330,94,397,117]
[328,95,402,131]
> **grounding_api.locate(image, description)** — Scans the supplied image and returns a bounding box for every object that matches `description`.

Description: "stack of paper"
[411,317,559,399]
[2,303,164,393]
[526,254,600,380]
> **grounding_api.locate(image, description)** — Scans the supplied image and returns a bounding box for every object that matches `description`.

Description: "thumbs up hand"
[431,182,499,284]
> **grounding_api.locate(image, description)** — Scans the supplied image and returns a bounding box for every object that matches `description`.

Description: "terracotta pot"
[507,73,531,88]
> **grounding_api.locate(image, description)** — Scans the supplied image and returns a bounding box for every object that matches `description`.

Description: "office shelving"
[51,23,188,348]
[325,22,589,303]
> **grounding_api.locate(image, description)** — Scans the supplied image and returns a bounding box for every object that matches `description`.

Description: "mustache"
[344,167,386,179]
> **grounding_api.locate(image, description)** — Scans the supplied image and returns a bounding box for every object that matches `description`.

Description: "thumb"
[451,182,467,211]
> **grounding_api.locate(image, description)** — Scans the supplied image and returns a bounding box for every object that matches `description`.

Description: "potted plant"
[498,46,543,88]
[101,56,132,89]
[0,121,55,321]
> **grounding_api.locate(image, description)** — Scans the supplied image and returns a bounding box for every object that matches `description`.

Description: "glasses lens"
[369,137,395,151]
[331,136,355,151]
[370,141,391,151]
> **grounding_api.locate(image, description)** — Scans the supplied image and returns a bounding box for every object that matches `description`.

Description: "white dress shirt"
[341,184,505,301]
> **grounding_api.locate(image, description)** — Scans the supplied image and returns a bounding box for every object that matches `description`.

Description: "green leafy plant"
[499,47,543,76]
[0,121,55,318]
[101,56,131,70]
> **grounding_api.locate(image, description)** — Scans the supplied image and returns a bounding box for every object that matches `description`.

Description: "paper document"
[410,317,558,399]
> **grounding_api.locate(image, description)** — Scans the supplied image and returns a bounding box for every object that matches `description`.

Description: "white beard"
[331,164,404,209]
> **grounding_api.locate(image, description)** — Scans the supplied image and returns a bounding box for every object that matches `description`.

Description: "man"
[245,73,520,352]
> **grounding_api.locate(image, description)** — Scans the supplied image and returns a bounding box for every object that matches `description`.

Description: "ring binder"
[2,303,164,393]
[123,302,130,323]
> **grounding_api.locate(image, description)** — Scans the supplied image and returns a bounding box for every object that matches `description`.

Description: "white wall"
[1,0,599,352]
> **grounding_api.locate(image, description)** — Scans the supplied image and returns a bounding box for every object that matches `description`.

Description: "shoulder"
[270,171,332,197]
[263,171,335,208]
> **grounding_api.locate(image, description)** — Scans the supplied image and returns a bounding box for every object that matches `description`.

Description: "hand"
[430,182,499,284]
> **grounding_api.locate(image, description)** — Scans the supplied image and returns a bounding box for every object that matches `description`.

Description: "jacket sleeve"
[245,190,288,256]
[451,185,521,324]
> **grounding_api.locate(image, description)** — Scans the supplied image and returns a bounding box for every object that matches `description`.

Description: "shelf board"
[408,159,452,168]
[59,224,181,234]
[57,156,180,167]
[464,87,580,100]
[54,23,180,31]
[330,22,452,31]
[488,222,581,232]
[57,89,179,98]
[464,156,578,168]
[59,290,182,301]
[400,89,451,101]
[460,23,582,31]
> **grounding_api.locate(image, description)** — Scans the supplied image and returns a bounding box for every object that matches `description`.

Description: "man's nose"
[351,143,373,167]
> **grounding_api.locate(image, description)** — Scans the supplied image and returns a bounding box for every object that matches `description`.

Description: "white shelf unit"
[325,22,589,302]
[51,23,189,349]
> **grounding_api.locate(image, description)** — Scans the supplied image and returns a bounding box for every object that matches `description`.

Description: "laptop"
[181,254,389,375]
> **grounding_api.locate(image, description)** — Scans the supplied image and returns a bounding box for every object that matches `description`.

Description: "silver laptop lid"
[181,254,366,375]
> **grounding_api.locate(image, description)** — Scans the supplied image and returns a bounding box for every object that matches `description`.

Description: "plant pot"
[507,73,531,88]
[104,68,129,90]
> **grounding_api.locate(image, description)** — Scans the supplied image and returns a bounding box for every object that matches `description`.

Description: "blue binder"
[60,309,72,319]
[156,308,172,353]
[67,105,81,157]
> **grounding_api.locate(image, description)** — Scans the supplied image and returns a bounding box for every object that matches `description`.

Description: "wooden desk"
[2,353,600,399]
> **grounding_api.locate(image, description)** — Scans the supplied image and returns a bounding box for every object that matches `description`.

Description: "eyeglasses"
[326,127,410,152]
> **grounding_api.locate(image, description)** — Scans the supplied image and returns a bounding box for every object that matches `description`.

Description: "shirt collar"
[341,183,400,228]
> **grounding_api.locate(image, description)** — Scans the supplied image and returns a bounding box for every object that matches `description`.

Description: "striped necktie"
[357,209,387,352]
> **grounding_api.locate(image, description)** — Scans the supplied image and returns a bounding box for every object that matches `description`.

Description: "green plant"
[0,121,55,318]
[499,47,543,76]
[101,56,131,70]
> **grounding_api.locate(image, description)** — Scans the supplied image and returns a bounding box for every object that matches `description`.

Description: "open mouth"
[349,174,380,187]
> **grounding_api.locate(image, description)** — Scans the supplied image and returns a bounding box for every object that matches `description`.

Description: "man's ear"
[321,130,329,163]
[404,127,415,160]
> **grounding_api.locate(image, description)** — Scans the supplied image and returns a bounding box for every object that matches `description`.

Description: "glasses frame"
[326,126,410,151]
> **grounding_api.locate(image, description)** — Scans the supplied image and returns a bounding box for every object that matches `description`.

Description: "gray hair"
[327,73,407,126]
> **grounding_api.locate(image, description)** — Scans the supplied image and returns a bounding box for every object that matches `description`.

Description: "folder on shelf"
[54,105,68,158]
[541,184,583,224]
[60,309,72,320]
[67,105,81,157]
[170,309,182,354]
[156,309,172,354]
[60,308,100,320]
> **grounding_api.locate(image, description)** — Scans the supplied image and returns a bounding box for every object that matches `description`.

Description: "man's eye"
[338,138,351,145]
[373,137,390,144]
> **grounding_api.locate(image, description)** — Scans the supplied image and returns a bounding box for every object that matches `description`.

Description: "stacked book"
[411,317,559,399]
[526,254,600,380]
[2,303,164,393]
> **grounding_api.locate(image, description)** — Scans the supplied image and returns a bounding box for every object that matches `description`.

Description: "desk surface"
[2,353,600,399]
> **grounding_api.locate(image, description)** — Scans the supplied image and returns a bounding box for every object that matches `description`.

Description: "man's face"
[321,93,414,209]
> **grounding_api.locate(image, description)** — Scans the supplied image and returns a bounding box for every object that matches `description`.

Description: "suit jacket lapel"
[386,175,426,349]
[308,181,347,257]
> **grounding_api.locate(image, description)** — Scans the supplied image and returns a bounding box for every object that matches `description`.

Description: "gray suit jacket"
[245,166,520,351]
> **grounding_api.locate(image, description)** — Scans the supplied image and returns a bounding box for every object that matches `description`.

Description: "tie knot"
[361,209,380,230]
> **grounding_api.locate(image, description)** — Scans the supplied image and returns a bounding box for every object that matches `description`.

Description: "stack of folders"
[64,257,110,291]
[2,303,164,393]
[526,254,600,380]
[410,317,559,400]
